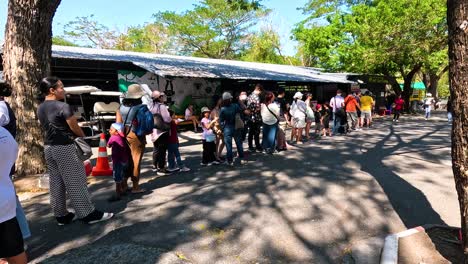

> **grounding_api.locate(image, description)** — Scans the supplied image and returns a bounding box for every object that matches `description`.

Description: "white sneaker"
[210,160,220,165]
[167,167,180,172]
[180,166,191,172]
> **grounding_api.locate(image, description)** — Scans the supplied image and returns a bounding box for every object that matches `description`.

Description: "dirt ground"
[399,227,463,264]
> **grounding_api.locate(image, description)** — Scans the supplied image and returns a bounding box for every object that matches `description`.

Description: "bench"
[175,115,199,127]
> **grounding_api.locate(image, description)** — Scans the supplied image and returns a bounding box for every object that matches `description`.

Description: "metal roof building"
[49,45,353,84]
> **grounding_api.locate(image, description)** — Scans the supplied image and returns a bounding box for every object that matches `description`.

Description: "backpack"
[133,105,154,136]
[153,104,171,132]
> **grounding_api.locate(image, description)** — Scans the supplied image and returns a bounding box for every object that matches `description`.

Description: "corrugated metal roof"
[51,46,354,84]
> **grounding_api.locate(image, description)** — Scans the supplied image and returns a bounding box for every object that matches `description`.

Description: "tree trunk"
[2,0,61,176]
[422,72,440,100]
[447,0,468,262]
[402,66,421,112]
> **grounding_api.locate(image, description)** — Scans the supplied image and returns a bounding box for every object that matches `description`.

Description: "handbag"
[205,133,216,142]
[74,137,92,161]
[235,113,244,129]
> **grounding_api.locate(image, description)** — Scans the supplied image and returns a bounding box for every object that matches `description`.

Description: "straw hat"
[125,84,145,99]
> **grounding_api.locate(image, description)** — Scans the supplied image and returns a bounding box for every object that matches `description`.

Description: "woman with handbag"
[261,92,280,154]
[37,77,113,225]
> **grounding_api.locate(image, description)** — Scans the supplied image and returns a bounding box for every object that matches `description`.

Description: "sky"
[0,0,308,56]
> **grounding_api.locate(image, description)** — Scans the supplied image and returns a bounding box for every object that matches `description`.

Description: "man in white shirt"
[329,89,345,134]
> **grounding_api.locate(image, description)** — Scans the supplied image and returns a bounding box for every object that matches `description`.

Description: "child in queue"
[167,110,191,172]
[321,103,332,137]
[314,104,322,136]
[200,107,219,166]
[107,123,129,202]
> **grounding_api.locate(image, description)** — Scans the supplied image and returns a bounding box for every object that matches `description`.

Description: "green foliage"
[63,15,120,49]
[241,28,287,64]
[437,72,450,98]
[153,0,270,59]
[52,36,79,47]
[294,0,447,76]
[115,23,172,54]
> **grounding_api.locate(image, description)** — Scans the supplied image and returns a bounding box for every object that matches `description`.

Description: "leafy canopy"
[153,0,270,59]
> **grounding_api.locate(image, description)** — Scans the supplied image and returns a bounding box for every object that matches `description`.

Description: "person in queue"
[290,92,307,144]
[0,82,31,242]
[360,91,374,128]
[246,84,264,152]
[115,84,148,192]
[210,95,225,162]
[304,93,314,141]
[0,126,27,264]
[330,89,345,135]
[37,77,113,224]
[219,92,250,165]
[148,90,172,176]
[261,91,280,154]
[344,92,360,132]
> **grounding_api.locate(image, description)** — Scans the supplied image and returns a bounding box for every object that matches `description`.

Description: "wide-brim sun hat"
[222,92,233,100]
[125,84,146,99]
[293,91,304,99]
[201,107,210,113]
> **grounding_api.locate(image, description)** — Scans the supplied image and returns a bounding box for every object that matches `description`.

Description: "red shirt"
[394,98,404,111]
[168,121,178,144]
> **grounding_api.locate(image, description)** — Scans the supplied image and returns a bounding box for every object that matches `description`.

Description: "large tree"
[447,0,468,261]
[3,0,61,176]
[294,0,447,109]
[154,0,270,59]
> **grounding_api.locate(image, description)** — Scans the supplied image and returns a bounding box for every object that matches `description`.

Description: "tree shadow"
[23,116,453,263]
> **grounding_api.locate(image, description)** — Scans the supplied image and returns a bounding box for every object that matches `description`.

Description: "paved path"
[19,112,457,263]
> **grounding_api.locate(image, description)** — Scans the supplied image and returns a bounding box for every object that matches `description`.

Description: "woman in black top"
[37,77,113,225]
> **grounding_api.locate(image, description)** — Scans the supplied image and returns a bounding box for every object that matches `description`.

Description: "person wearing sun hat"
[289,91,307,144]
[423,92,435,120]
[200,106,218,165]
[115,84,147,194]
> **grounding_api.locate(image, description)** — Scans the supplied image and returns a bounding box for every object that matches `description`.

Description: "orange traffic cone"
[91,133,113,176]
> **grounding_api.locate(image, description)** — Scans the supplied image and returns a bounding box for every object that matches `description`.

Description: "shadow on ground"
[22,114,453,263]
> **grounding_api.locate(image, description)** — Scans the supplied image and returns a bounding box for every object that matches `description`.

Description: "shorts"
[315,123,321,131]
[113,162,128,183]
[0,217,24,258]
[362,111,372,119]
[292,118,306,129]
[323,119,330,129]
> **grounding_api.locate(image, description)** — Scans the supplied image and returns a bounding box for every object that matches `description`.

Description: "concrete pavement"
[18,112,457,263]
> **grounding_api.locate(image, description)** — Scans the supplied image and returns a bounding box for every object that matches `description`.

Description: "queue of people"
[1,76,448,264]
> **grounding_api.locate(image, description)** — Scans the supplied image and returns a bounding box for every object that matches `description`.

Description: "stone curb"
[380,224,460,264]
